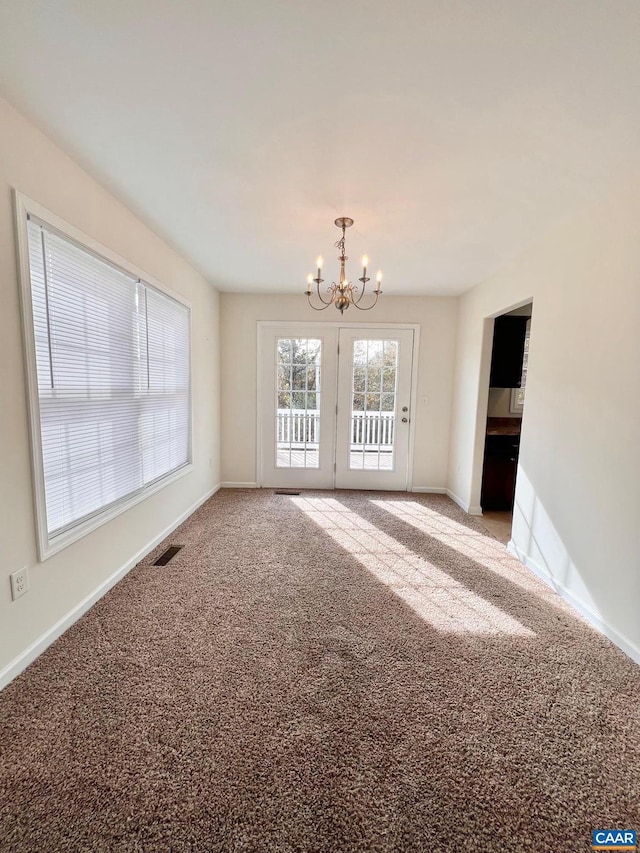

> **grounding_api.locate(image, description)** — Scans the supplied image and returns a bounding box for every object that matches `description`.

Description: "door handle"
[402,417,409,423]
[402,406,409,412]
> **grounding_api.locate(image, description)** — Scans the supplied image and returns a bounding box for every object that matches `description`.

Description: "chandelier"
[305,217,383,313]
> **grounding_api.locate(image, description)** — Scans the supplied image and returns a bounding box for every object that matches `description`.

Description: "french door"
[334,328,414,489]
[258,324,415,490]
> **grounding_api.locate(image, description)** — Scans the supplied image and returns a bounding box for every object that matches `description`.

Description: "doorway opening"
[479,303,532,543]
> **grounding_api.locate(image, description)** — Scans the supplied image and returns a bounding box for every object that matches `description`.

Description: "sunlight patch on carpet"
[292,496,535,636]
[372,500,560,607]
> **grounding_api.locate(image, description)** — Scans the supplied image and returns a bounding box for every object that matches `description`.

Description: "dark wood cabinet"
[489,316,528,388]
[481,434,519,510]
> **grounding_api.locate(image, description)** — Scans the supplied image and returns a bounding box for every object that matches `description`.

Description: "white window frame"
[14,191,193,560]
[509,387,524,414]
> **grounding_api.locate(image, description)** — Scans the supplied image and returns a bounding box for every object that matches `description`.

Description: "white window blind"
[26,216,191,542]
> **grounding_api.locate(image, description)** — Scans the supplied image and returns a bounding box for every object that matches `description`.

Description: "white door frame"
[257,323,338,489]
[256,321,420,490]
[335,327,415,491]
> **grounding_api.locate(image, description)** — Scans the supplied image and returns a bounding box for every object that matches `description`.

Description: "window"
[276,337,321,468]
[510,318,531,414]
[349,339,397,471]
[17,196,191,558]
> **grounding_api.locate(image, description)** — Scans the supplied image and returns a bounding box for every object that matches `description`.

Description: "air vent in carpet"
[274,489,301,495]
[153,545,183,566]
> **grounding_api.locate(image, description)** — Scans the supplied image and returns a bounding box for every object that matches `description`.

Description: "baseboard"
[445,489,483,516]
[411,486,447,494]
[508,540,640,666]
[220,482,259,489]
[0,483,221,692]
[445,489,468,512]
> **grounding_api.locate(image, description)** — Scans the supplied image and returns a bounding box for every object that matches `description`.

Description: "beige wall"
[0,97,221,676]
[220,294,459,490]
[487,388,522,419]
[448,179,640,660]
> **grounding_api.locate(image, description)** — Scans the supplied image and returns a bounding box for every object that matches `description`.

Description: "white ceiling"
[1,0,639,295]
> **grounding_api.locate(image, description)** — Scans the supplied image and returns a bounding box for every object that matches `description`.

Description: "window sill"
[39,462,193,561]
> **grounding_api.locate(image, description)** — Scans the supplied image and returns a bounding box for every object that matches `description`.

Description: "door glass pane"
[350,339,398,470]
[276,338,321,468]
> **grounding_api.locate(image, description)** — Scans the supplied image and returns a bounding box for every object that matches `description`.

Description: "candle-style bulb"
[361,254,369,269]
[376,270,383,283]
[316,256,323,270]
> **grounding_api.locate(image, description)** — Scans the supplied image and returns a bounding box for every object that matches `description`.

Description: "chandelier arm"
[306,292,333,311]
[354,281,368,304]
[314,281,334,305]
[307,284,333,311]
[350,290,381,311]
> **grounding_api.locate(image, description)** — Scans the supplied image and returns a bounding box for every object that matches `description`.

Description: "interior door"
[334,328,414,490]
[258,324,338,488]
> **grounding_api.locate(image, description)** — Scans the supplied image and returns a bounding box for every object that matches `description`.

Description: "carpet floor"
[0,490,638,852]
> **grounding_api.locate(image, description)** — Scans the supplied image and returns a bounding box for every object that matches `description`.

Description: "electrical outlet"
[10,566,28,601]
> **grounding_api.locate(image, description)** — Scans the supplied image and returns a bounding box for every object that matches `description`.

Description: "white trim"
[43,464,194,560]
[256,321,421,331]
[255,324,264,488]
[257,324,339,490]
[15,193,193,308]
[412,486,447,494]
[446,489,469,511]
[14,192,47,559]
[334,327,415,491]
[406,326,420,493]
[14,190,194,560]
[507,540,640,666]
[0,484,220,692]
[445,489,482,515]
[220,482,259,489]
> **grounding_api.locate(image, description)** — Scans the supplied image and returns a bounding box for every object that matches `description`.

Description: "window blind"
[26,217,191,540]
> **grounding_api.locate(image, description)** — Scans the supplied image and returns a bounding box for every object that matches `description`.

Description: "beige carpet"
[1,489,638,852]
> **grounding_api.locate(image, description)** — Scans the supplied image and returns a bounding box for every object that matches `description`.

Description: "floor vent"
[274,489,301,496]
[153,545,183,566]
